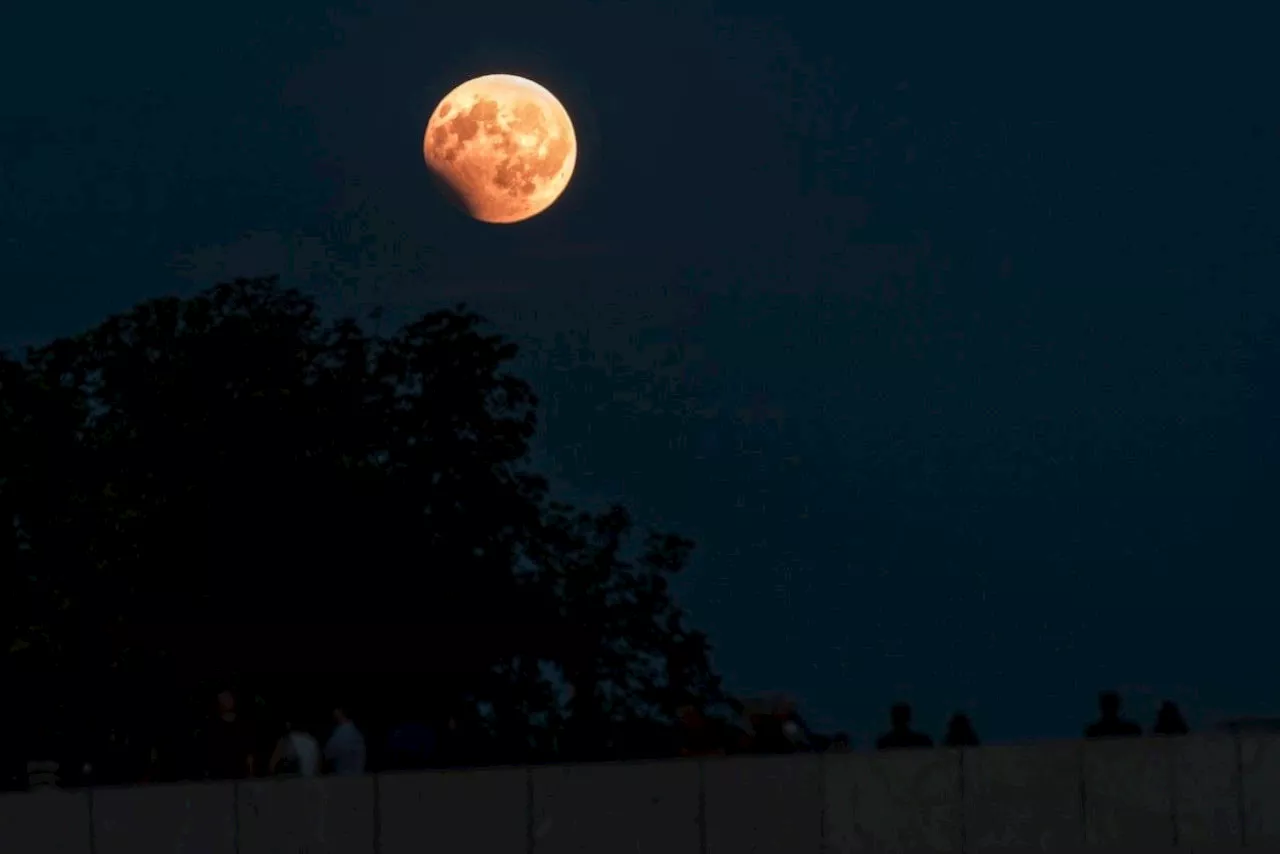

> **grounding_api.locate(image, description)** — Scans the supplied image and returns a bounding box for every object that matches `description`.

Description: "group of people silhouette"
[673,690,1190,760]
[873,703,976,750]
[866,692,1189,752]
[7,688,373,790]
[6,688,1195,790]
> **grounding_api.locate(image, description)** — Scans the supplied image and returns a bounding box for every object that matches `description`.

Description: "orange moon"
[422,74,577,224]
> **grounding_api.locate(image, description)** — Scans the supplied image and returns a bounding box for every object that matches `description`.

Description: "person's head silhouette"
[876,702,934,750]
[1154,700,1189,735]
[1098,691,1122,719]
[944,713,979,747]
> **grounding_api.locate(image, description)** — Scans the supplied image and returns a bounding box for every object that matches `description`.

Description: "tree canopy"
[0,275,728,772]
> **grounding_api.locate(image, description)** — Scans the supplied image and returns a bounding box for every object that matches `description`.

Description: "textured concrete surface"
[826,747,962,852]
[704,754,823,854]
[1082,737,1175,853]
[531,759,700,854]
[378,766,527,854]
[3,733,1278,854]
[1240,733,1280,848]
[963,741,1082,853]
[93,781,235,854]
[238,775,375,854]
[0,789,90,854]
[1174,734,1242,852]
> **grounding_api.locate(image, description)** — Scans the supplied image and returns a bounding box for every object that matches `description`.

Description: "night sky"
[3,2,1277,746]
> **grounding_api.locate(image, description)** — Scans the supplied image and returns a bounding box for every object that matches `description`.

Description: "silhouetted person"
[780,708,817,751]
[748,709,797,754]
[137,744,165,784]
[206,689,255,779]
[718,713,753,756]
[270,718,321,776]
[324,704,366,775]
[386,719,437,770]
[742,695,815,754]
[943,713,980,747]
[876,702,934,750]
[677,705,727,757]
[1085,691,1142,739]
[94,728,137,786]
[1153,700,1189,736]
[723,700,756,753]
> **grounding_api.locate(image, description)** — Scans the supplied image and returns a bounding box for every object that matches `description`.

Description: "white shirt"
[283,731,321,777]
[324,721,366,775]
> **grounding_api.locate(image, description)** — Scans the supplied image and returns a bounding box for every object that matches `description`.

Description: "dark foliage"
[0,276,729,779]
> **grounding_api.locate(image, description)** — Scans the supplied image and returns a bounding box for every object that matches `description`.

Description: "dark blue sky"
[3,2,1277,745]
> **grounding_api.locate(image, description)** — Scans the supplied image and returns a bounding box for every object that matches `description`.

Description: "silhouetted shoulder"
[877,729,934,750]
[1086,718,1142,739]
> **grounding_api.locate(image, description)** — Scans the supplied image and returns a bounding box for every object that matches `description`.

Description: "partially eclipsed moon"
[423,74,577,224]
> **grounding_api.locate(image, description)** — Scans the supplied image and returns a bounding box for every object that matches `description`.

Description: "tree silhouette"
[0,275,728,772]
[523,503,728,761]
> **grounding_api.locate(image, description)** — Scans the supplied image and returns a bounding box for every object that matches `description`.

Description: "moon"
[423,74,577,224]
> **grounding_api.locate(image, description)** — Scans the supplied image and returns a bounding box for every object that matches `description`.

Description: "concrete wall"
[531,757,701,853]
[0,789,90,854]
[93,781,235,854]
[239,775,375,854]
[828,744,964,852]
[380,766,526,854]
[964,740,1082,851]
[3,733,1277,854]
[705,754,823,854]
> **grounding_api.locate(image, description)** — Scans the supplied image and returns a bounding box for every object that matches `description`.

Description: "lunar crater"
[423,75,576,223]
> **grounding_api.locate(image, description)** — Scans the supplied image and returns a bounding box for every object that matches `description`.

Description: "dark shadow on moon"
[426,167,483,220]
